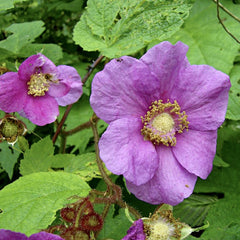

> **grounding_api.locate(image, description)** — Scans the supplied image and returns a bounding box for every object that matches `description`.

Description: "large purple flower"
[90,41,230,205]
[0,229,64,240]
[0,54,82,126]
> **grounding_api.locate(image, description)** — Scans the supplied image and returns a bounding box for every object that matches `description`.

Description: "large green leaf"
[164,0,239,75]
[0,21,45,54]
[73,0,193,58]
[0,172,90,236]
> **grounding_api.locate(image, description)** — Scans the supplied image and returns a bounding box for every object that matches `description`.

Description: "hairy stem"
[52,55,104,144]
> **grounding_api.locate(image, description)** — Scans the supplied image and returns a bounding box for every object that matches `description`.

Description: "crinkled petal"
[18,53,57,82]
[47,82,70,98]
[122,219,145,240]
[55,65,83,106]
[99,118,158,186]
[0,229,27,240]
[22,95,59,126]
[127,147,197,205]
[0,72,27,112]
[171,64,230,131]
[29,232,64,240]
[140,41,189,100]
[90,56,160,124]
[173,130,217,179]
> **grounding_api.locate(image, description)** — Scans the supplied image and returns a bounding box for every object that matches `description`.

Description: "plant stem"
[90,113,142,220]
[63,120,92,136]
[90,113,114,188]
[215,0,240,44]
[52,55,104,144]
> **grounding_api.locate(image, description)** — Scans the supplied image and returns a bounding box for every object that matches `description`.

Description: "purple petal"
[29,232,64,240]
[90,56,160,124]
[55,65,83,106]
[22,95,59,126]
[140,41,189,101]
[99,118,158,185]
[0,229,27,240]
[122,219,145,240]
[171,64,230,131]
[47,82,70,98]
[18,53,57,82]
[127,147,197,205]
[0,72,27,112]
[173,129,217,179]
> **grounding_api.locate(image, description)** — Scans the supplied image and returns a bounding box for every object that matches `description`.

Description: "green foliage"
[0,21,45,56]
[164,0,239,75]
[0,0,29,11]
[73,0,193,58]
[0,172,90,236]
[191,121,240,239]
[0,142,19,179]
[173,194,218,227]
[19,136,105,181]
[96,205,132,239]
[51,152,108,181]
[19,137,54,176]
[58,96,107,153]
[226,64,240,120]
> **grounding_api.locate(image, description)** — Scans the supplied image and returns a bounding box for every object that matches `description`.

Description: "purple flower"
[0,54,82,126]
[0,229,64,240]
[122,219,146,240]
[90,41,230,205]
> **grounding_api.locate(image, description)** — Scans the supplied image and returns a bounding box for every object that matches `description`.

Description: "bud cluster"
[46,197,103,240]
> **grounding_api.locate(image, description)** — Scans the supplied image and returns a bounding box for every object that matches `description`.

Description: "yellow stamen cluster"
[141,100,189,146]
[27,73,57,97]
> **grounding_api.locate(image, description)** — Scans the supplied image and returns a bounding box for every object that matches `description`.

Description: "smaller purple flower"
[0,54,83,126]
[122,219,146,240]
[0,229,64,240]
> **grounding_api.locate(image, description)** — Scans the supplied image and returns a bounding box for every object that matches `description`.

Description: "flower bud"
[0,114,27,145]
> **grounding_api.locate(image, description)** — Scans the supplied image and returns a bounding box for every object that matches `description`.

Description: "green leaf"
[213,155,229,168]
[19,43,63,63]
[164,0,239,74]
[173,194,218,227]
[0,172,90,236]
[51,153,108,181]
[0,0,30,11]
[0,21,45,54]
[19,137,54,176]
[64,153,103,181]
[96,205,132,239]
[73,0,193,58]
[201,194,240,240]
[0,142,19,179]
[193,121,240,238]
[51,153,76,169]
[226,64,240,120]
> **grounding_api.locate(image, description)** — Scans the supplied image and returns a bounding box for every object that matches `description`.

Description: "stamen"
[141,100,189,146]
[27,73,57,97]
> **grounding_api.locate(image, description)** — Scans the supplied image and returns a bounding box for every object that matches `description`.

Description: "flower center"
[141,100,189,146]
[27,73,57,97]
